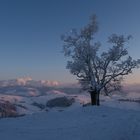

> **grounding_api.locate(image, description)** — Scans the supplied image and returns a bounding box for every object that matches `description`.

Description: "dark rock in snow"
[46,97,75,108]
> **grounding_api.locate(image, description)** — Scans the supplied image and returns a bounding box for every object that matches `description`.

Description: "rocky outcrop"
[46,97,75,108]
[0,100,18,118]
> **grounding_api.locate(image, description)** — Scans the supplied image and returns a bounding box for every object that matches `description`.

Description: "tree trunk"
[90,91,96,105]
[97,93,100,106]
[89,90,100,106]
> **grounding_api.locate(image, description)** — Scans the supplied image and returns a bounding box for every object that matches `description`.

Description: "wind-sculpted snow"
[0,88,140,117]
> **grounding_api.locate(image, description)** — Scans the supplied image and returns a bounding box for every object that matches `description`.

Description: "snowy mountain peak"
[16,77,32,86]
[40,80,59,86]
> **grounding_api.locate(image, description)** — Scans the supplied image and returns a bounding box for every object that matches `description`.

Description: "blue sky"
[0,0,140,83]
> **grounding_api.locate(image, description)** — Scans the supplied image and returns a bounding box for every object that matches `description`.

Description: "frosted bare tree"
[61,15,140,106]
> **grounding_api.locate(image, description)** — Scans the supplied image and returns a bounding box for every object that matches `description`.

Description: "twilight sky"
[0,0,140,84]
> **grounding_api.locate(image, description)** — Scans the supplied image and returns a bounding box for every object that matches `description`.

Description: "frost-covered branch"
[62,15,140,95]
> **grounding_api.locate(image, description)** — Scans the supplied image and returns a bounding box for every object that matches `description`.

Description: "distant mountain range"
[0,77,59,87]
[0,77,139,98]
[0,77,81,97]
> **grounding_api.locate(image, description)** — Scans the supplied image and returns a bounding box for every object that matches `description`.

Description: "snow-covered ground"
[0,88,140,140]
[0,106,140,140]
